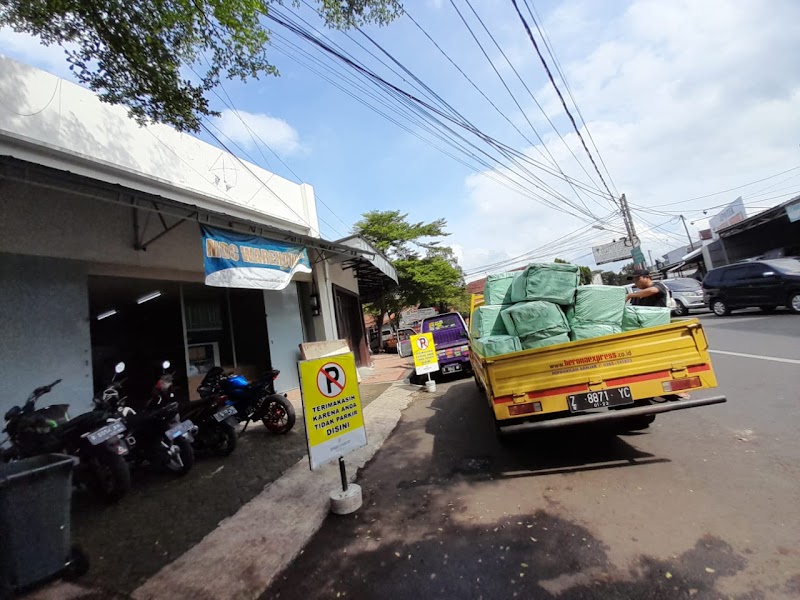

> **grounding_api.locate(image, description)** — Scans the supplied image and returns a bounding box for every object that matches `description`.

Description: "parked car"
[702,258,800,316]
[662,278,706,316]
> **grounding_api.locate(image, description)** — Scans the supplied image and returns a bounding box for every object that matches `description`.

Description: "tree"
[0,0,402,131]
[353,211,465,332]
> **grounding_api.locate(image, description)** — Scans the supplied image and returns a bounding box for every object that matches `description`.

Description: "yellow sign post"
[411,333,439,376]
[298,352,367,471]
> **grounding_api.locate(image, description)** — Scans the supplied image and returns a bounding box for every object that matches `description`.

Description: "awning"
[681,247,703,262]
[667,262,686,273]
[336,236,398,302]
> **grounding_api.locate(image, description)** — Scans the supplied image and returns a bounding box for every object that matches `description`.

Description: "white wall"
[0,254,94,419]
[0,55,319,237]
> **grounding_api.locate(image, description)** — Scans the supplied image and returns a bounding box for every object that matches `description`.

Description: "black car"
[702,258,800,316]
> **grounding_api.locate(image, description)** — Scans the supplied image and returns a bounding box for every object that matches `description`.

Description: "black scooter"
[97,362,196,476]
[2,379,131,503]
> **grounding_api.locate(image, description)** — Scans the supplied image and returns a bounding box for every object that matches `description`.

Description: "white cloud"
[0,28,76,79]
[215,108,303,156]
[450,0,800,274]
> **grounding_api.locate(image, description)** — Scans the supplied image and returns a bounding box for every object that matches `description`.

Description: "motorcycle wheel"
[89,452,131,503]
[165,438,194,476]
[261,396,296,434]
[209,421,238,457]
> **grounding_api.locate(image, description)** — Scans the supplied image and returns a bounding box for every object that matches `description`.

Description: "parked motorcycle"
[147,360,239,457]
[179,391,239,457]
[97,361,196,476]
[197,368,295,434]
[1,379,131,503]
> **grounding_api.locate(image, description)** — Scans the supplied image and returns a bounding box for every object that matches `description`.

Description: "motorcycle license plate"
[213,405,237,422]
[85,420,126,445]
[442,364,462,374]
[166,420,194,440]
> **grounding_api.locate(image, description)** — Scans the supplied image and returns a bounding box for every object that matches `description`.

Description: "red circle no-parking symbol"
[316,362,346,398]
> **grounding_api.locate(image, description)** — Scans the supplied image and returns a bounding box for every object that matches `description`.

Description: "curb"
[130,383,419,600]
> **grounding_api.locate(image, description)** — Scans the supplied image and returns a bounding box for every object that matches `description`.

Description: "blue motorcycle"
[197,368,296,435]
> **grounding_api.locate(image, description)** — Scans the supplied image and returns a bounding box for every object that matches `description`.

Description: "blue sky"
[2,0,800,277]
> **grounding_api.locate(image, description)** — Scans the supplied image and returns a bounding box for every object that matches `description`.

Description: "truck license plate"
[567,387,633,412]
[442,364,462,374]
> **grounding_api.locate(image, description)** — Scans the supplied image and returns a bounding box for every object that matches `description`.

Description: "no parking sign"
[299,352,367,470]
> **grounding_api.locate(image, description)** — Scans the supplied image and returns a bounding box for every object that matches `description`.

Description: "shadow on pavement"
[268,380,764,599]
[414,381,667,485]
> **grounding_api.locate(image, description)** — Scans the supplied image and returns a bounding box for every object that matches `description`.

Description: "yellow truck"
[469,294,726,437]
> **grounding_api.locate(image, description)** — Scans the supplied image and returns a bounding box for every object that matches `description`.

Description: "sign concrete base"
[330,484,363,515]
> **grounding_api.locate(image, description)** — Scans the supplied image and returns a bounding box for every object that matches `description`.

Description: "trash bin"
[0,454,86,593]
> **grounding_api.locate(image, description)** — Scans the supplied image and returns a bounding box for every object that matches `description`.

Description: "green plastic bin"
[0,454,86,593]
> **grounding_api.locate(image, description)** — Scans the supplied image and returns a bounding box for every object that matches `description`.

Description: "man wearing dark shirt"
[626,269,668,307]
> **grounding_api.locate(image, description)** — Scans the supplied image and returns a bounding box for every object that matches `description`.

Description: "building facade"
[0,56,395,416]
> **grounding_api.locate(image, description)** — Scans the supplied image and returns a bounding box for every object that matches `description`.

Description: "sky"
[2,0,799,279]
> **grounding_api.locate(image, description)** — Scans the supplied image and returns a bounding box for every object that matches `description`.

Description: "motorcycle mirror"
[162,360,171,370]
[115,362,126,374]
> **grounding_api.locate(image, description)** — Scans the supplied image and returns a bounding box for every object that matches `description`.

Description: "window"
[721,267,747,283]
[664,278,701,291]
[743,264,770,279]
[765,258,800,275]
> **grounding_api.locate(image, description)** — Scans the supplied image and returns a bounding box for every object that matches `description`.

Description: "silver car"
[662,278,706,316]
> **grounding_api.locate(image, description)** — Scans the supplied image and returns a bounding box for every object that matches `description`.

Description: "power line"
[524,0,620,199]
[510,0,618,205]
[461,0,609,216]
[267,9,613,224]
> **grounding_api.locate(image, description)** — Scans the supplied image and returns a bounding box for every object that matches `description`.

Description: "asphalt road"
[268,313,800,600]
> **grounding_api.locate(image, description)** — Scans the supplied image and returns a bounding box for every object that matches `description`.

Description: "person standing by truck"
[626,269,670,307]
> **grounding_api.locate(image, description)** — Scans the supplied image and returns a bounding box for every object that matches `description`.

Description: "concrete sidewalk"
[358,353,413,385]
[28,381,421,600]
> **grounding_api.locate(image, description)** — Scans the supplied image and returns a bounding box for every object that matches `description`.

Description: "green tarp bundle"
[622,305,672,331]
[470,305,509,338]
[501,301,570,339]
[570,323,623,341]
[472,335,522,357]
[520,332,571,351]
[572,285,626,326]
[510,263,580,305]
[483,272,517,306]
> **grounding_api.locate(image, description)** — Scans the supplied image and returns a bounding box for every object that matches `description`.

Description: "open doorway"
[89,276,185,407]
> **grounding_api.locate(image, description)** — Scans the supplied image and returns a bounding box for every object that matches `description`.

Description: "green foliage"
[0,0,402,131]
[353,210,465,324]
[600,263,634,286]
[353,210,448,258]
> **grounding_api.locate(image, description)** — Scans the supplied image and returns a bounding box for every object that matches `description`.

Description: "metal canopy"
[718,195,800,238]
[680,247,703,262]
[336,236,398,303]
[0,156,371,259]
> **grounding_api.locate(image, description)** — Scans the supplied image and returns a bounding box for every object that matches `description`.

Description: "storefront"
[702,196,800,268]
[0,57,396,418]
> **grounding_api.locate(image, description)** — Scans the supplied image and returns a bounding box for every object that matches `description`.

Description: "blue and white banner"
[201,226,311,290]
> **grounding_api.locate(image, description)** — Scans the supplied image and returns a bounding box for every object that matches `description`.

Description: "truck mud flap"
[498,396,727,436]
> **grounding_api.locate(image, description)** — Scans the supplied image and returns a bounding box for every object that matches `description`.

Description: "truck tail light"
[508,402,542,416]
[662,377,701,393]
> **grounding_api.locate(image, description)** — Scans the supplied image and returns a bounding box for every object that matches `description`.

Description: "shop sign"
[299,353,367,470]
[411,333,439,375]
[201,226,311,290]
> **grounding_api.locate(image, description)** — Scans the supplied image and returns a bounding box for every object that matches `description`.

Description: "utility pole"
[679,215,695,250]
[648,250,654,268]
[619,193,646,268]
